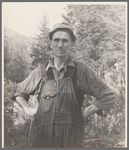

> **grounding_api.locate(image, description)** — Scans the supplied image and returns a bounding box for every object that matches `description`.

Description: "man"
[13,22,115,148]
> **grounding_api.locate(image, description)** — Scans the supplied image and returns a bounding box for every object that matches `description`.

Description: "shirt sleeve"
[77,62,116,110]
[13,64,42,101]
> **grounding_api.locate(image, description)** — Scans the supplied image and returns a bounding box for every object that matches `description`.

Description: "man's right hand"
[23,105,37,117]
[16,96,38,117]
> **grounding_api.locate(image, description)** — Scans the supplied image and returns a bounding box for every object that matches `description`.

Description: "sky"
[2,2,68,37]
[2,2,126,38]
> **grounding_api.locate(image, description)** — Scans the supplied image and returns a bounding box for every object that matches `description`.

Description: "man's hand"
[23,106,37,117]
[83,105,98,118]
[16,96,38,117]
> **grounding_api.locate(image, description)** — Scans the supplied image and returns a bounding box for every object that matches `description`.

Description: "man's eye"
[62,39,68,43]
[54,39,60,42]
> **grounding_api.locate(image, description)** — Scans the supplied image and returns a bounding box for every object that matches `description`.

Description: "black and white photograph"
[2,2,127,148]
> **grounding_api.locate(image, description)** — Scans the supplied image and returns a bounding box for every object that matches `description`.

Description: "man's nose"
[58,40,63,48]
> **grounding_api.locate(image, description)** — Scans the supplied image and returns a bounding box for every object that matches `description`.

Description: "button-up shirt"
[14,56,115,111]
[46,56,74,80]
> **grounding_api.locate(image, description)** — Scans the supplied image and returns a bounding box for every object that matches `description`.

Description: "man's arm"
[77,62,116,117]
[13,64,42,101]
[12,65,42,116]
[16,96,38,117]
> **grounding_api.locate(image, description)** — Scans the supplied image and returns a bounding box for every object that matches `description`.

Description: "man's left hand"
[83,105,99,118]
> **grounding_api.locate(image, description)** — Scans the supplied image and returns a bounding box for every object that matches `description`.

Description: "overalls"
[31,64,85,148]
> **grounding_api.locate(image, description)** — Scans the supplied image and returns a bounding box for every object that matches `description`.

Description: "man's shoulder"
[73,60,89,71]
[73,60,95,79]
[29,62,48,76]
[38,62,48,69]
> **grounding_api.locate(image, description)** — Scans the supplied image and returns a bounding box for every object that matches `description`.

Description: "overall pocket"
[41,93,56,113]
[41,80,57,113]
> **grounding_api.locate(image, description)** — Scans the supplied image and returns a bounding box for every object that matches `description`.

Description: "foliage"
[63,4,126,75]
[4,28,33,83]
[4,79,25,148]
[30,16,52,67]
[4,79,37,148]
[4,34,11,73]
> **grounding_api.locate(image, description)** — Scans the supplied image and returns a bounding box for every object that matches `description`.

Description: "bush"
[4,79,32,148]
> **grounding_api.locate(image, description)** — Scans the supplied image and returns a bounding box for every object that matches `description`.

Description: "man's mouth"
[57,50,64,53]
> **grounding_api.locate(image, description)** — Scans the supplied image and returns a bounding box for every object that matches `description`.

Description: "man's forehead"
[52,31,71,39]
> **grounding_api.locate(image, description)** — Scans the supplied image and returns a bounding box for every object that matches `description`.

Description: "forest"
[4,4,126,148]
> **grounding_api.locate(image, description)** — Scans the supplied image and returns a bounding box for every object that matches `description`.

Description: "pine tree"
[63,4,126,76]
[30,16,52,67]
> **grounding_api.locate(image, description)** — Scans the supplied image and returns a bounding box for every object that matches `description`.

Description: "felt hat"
[49,22,76,41]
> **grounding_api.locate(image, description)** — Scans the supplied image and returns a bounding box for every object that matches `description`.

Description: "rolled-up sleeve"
[77,62,116,110]
[13,65,42,101]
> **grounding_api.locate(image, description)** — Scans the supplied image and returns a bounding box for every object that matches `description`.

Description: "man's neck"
[54,56,68,71]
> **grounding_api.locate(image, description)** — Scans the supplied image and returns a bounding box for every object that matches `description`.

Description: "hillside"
[4,27,34,48]
[4,27,36,72]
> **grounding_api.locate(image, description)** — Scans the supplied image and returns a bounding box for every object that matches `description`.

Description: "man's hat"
[49,22,76,42]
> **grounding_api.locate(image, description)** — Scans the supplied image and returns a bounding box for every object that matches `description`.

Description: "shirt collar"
[46,55,75,72]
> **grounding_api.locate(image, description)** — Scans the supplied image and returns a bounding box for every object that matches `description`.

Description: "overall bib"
[31,65,85,148]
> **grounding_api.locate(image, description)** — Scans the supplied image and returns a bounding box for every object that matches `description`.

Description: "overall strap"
[37,63,48,102]
[40,63,48,80]
[66,61,77,90]
[66,66,75,78]
[72,61,77,92]
[37,63,55,102]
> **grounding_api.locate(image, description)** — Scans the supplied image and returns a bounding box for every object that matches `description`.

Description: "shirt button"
[44,80,47,83]
[46,96,50,99]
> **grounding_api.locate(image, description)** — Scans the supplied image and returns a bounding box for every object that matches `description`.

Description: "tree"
[63,4,126,76]
[30,16,52,67]
[4,27,33,83]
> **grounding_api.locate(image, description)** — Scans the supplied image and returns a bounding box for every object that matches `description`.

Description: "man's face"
[51,30,73,59]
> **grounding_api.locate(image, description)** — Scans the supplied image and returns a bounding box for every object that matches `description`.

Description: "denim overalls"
[31,64,85,148]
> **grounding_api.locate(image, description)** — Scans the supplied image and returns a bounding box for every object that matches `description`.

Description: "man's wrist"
[16,96,29,109]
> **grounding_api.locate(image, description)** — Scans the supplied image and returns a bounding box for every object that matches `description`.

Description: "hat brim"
[49,28,76,42]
